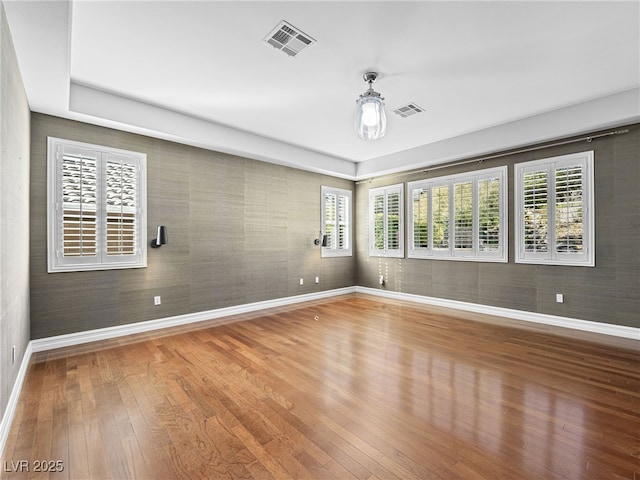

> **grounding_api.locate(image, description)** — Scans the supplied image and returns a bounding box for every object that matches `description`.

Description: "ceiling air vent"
[263,20,316,57]
[393,103,425,118]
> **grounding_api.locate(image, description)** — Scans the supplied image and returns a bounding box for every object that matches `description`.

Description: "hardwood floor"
[2,293,639,479]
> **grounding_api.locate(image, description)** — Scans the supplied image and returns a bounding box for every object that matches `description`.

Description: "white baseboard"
[0,341,33,459]
[2,285,637,457]
[356,286,640,340]
[1,288,355,456]
[26,285,639,355]
[30,287,357,353]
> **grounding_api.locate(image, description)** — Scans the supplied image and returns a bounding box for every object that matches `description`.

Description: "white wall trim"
[27,285,639,354]
[0,342,33,459]
[356,287,640,340]
[30,287,356,353]
[355,89,640,180]
[68,83,357,180]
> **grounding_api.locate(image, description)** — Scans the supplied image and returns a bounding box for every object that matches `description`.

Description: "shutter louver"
[478,177,501,252]
[61,153,98,257]
[432,185,449,251]
[373,194,385,250]
[337,194,349,250]
[454,181,473,252]
[555,165,583,254]
[413,187,428,249]
[324,192,336,249]
[387,193,400,250]
[523,170,549,253]
[106,159,138,256]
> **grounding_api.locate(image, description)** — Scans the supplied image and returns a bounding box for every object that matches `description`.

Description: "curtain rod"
[356,128,630,184]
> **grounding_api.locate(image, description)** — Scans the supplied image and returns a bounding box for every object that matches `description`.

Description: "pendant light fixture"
[354,72,386,141]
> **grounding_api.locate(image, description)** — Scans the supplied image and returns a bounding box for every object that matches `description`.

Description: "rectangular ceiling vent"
[263,20,316,58]
[393,103,425,118]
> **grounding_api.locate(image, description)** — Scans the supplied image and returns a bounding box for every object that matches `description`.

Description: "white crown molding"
[68,83,358,180]
[355,88,640,180]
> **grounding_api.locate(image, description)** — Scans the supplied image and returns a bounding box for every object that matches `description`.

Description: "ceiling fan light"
[361,101,380,127]
[354,73,387,141]
[355,96,386,140]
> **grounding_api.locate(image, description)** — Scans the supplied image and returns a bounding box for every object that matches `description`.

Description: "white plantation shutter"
[336,193,350,250]
[369,184,404,258]
[555,166,584,254]
[432,184,449,253]
[477,175,502,253]
[48,138,147,272]
[522,170,549,254]
[324,192,336,249]
[321,187,352,257]
[60,149,98,258]
[407,166,507,261]
[515,151,594,266]
[105,157,138,257]
[454,181,473,253]
[387,192,401,250]
[411,186,429,251]
[372,192,385,251]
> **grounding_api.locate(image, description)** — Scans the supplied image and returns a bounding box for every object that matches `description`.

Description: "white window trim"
[47,137,147,273]
[369,183,404,258]
[515,150,594,267]
[321,186,353,257]
[407,166,508,262]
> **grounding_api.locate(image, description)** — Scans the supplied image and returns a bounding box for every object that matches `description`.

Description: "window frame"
[515,151,594,267]
[407,166,508,262]
[321,186,353,257]
[47,137,147,273]
[369,183,404,258]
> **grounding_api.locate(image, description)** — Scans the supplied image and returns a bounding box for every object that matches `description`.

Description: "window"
[369,184,404,257]
[321,186,352,257]
[407,166,507,262]
[515,151,594,266]
[47,137,147,272]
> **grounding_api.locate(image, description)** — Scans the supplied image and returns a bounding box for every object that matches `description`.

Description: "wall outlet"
[299,278,304,286]
[154,295,162,306]
[379,275,385,286]
[556,293,564,303]
[315,276,319,284]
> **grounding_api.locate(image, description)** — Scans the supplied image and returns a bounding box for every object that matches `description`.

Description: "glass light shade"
[355,95,386,140]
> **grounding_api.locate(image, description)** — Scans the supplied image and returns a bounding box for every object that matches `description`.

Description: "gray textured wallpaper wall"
[30,114,355,339]
[27,118,640,338]
[0,3,31,430]
[356,124,640,328]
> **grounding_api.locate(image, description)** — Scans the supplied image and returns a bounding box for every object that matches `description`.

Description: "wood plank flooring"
[2,293,639,479]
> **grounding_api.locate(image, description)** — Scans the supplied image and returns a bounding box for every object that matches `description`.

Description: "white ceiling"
[4,0,639,179]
